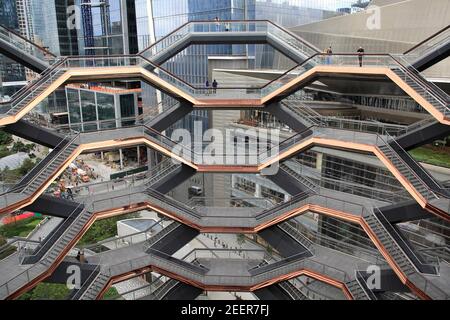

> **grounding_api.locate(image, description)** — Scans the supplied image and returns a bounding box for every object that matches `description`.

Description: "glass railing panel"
[0,25,55,62]
[392,55,449,105]
[140,25,190,60]
[140,21,269,62]
[403,26,450,64]
[266,23,318,58]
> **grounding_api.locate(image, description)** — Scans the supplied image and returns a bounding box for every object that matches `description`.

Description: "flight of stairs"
[40,207,92,267]
[280,163,319,193]
[79,272,110,300]
[363,212,416,277]
[345,278,371,300]
[391,68,449,116]
[278,280,309,300]
[377,144,433,200]
[6,69,67,116]
[22,140,78,196]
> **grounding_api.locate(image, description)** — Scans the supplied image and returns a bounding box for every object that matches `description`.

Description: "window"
[67,88,81,131]
[80,90,97,132]
[97,92,116,129]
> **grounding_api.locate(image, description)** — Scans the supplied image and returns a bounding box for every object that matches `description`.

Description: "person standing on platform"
[357,46,365,67]
[326,46,333,64]
[212,79,218,94]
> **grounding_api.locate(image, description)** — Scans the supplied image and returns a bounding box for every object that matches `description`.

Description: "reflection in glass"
[120,94,136,127]
[67,88,81,131]
[80,90,97,131]
[97,92,116,129]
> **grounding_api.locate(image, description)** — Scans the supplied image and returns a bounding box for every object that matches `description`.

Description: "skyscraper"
[0,0,25,90]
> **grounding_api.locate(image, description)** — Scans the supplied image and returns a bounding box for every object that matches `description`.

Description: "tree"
[78,213,139,246]
[0,147,12,158]
[18,158,36,176]
[0,130,13,145]
[102,287,120,300]
[11,141,35,153]
[236,234,246,247]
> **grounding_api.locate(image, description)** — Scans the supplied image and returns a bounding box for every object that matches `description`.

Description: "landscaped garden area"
[410,145,450,169]
[77,213,139,246]
[0,215,44,238]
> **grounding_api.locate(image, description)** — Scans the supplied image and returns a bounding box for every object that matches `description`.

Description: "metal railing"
[374,208,440,273]
[284,158,410,203]
[362,208,448,300]
[142,221,180,252]
[79,219,167,254]
[19,202,85,264]
[278,222,315,254]
[70,264,100,300]
[103,274,167,300]
[0,21,447,120]
[403,25,450,63]
[0,24,56,61]
[0,200,88,299]
[139,20,319,63]
[187,196,276,209]
[385,130,449,198]
[0,129,77,196]
[21,134,80,194]
[0,238,40,262]
[377,132,439,202]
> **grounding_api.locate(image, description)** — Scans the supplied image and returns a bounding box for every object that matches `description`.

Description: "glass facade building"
[66,85,138,132]
[31,0,78,56]
[75,0,138,55]
[0,0,26,85]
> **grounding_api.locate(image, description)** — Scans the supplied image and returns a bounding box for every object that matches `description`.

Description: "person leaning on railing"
[322,46,332,65]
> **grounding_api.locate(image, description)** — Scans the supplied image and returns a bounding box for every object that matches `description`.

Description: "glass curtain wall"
[66,88,120,132]
[0,0,26,84]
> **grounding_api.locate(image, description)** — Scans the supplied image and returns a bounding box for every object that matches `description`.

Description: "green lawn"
[0,145,12,158]
[0,245,17,260]
[18,283,70,300]
[102,287,121,300]
[0,216,43,238]
[77,213,139,246]
[409,147,450,169]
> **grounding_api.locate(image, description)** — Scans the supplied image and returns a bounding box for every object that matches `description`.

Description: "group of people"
[205,79,218,95]
[322,45,366,67]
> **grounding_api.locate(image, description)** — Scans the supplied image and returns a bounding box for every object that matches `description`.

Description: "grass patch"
[409,146,450,169]
[102,287,121,300]
[0,145,12,158]
[0,235,17,260]
[18,283,70,300]
[0,216,43,238]
[77,213,139,246]
[0,245,17,260]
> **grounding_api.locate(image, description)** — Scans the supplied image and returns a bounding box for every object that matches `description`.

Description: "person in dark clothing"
[357,46,365,67]
[212,79,218,94]
[205,80,210,95]
[67,187,74,200]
